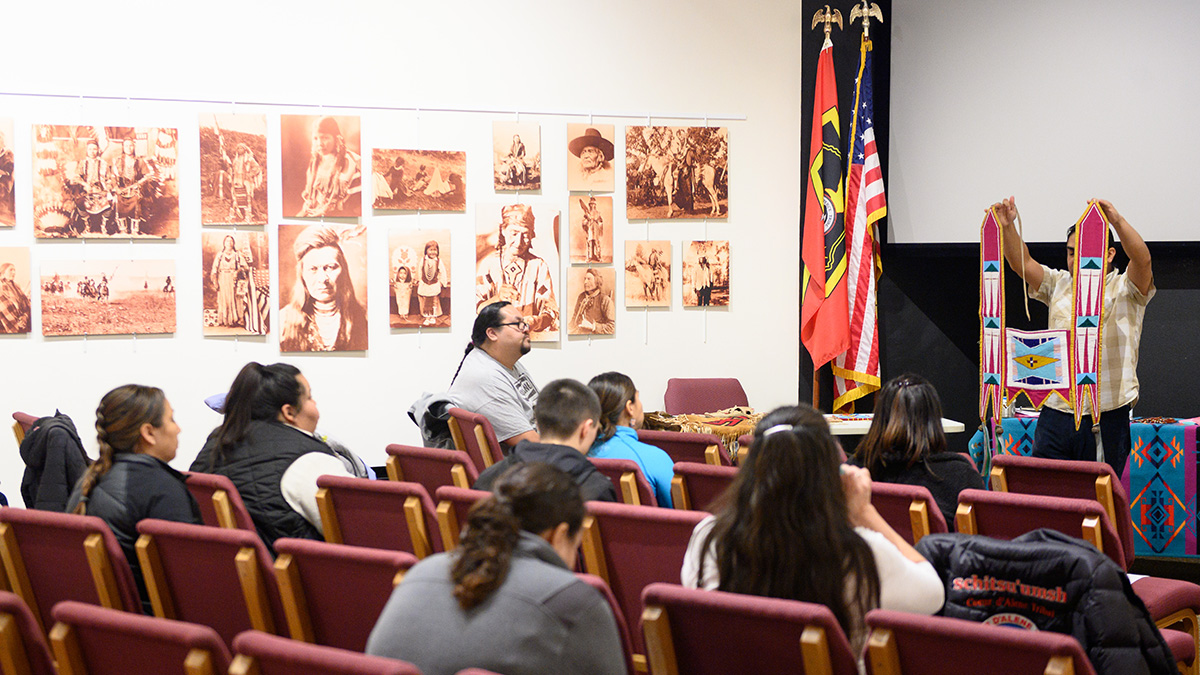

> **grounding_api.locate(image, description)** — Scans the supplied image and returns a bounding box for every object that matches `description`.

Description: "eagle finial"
[811,5,843,39]
[849,1,884,39]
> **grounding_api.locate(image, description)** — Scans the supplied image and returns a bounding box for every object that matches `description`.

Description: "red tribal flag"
[833,35,886,412]
[801,36,849,371]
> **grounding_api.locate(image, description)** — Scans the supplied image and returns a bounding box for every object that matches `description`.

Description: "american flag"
[833,35,886,412]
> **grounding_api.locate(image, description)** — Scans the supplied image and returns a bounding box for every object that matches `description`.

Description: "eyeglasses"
[498,320,529,332]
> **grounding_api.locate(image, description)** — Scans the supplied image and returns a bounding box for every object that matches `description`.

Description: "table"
[824,414,966,436]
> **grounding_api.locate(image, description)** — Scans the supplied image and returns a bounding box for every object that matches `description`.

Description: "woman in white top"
[681,404,944,652]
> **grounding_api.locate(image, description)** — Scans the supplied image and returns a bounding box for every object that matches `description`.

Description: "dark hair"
[452,462,585,610]
[700,404,880,639]
[535,379,601,440]
[588,372,637,443]
[854,374,947,476]
[207,362,304,469]
[451,301,511,385]
[73,385,166,515]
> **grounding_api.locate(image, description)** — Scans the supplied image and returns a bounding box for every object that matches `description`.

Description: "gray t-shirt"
[448,347,538,442]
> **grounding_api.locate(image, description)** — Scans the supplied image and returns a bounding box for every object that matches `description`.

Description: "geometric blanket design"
[1127,422,1197,556]
[969,416,1038,468]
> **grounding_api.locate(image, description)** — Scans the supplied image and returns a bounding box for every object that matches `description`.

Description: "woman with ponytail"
[587,371,674,506]
[191,362,351,551]
[66,385,201,612]
[680,404,944,653]
[367,462,624,675]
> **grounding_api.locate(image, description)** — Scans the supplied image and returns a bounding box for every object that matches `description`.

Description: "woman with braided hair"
[66,385,201,612]
[367,462,624,675]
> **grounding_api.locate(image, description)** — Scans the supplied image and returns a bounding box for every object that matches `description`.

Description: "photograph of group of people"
[39,259,175,336]
[372,149,465,212]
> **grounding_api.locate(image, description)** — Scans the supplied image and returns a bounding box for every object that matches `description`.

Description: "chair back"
[184,472,257,532]
[638,429,731,466]
[135,518,286,648]
[662,378,748,415]
[446,407,503,470]
[433,486,491,551]
[955,489,1126,569]
[864,608,1096,675]
[315,475,441,558]
[589,457,658,507]
[0,590,56,675]
[231,630,423,675]
[990,454,1134,569]
[272,537,417,652]
[641,582,859,675]
[577,573,637,675]
[870,482,948,545]
[11,412,37,446]
[385,443,480,496]
[670,462,736,512]
[0,507,141,635]
[580,501,707,668]
[49,600,231,675]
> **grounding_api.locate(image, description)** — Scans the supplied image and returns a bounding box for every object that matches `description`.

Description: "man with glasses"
[449,301,540,448]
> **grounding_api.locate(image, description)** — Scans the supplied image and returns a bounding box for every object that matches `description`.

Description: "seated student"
[587,371,675,507]
[473,378,617,503]
[681,404,944,653]
[191,362,352,551]
[850,374,983,530]
[66,385,201,612]
[366,462,625,675]
[448,301,540,449]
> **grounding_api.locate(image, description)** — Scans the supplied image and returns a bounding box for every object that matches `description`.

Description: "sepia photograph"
[389,228,451,329]
[567,124,615,193]
[626,126,727,220]
[476,203,560,342]
[569,195,613,264]
[281,115,362,218]
[199,114,267,225]
[683,240,730,307]
[0,247,31,334]
[492,121,541,191]
[202,230,270,336]
[278,222,368,352]
[567,267,616,336]
[41,259,176,336]
[624,240,671,308]
[372,149,466,212]
[32,125,179,238]
[0,119,13,227]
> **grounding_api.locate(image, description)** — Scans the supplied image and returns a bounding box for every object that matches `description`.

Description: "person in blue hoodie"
[587,371,674,507]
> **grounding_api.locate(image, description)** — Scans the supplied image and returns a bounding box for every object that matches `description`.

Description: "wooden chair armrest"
[385,455,403,482]
[273,553,314,643]
[670,476,690,511]
[136,534,175,619]
[579,516,608,583]
[866,627,901,675]
[235,547,275,635]
[642,605,677,675]
[403,496,432,559]
[436,502,460,552]
[955,502,977,535]
[989,465,1008,492]
[315,488,342,544]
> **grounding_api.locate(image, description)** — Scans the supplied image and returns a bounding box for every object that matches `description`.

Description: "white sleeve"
[281,453,354,533]
[855,527,945,615]
[680,515,720,590]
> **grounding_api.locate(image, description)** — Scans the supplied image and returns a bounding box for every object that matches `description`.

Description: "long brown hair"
[73,385,166,515]
[451,463,584,610]
[588,371,636,443]
[700,404,880,637]
[854,373,947,476]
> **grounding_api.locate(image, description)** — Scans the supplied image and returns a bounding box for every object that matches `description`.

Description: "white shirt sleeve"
[680,515,720,590]
[855,526,945,615]
[280,452,354,534]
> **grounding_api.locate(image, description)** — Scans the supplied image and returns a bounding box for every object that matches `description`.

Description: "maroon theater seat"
[231,630,422,675]
[662,378,748,415]
[589,457,657,507]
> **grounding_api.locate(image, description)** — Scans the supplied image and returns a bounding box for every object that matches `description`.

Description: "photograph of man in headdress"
[0,120,14,227]
[624,240,671,308]
[567,124,615,192]
[41,259,176,336]
[475,203,560,341]
[281,115,362,218]
[683,240,730,307]
[492,121,541,191]
[567,267,616,336]
[200,114,267,225]
[569,195,613,264]
[32,126,177,238]
[372,149,466,212]
[626,126,727,220]
[0,248,30,334]
[278,222,368,352]
[389,228,451,328]
[202,230,270,336]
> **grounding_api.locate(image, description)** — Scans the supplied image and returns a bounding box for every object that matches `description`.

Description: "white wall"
[1,0,804,503]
